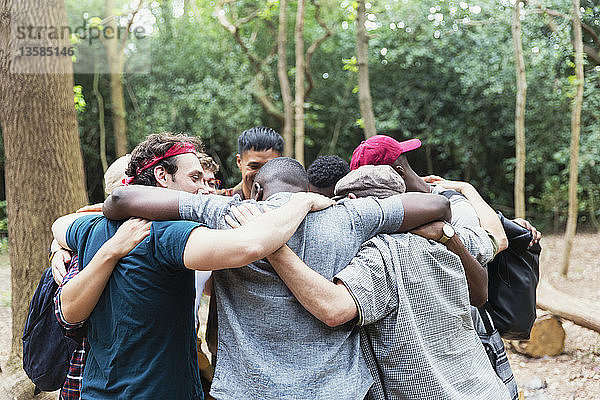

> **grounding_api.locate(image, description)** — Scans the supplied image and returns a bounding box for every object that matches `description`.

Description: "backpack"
[22,267,79,393]
[485,212,541,340]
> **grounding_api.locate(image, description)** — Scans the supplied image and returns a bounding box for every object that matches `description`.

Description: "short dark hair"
[237,126,284,155]
[254,157,308,189]
[126,132,204,186]
[307,155,350,189]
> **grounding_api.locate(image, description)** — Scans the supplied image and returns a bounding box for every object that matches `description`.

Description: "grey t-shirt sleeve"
[455,226,495,265]
[344,195,405,242]
[334,236,398,326]
[178,192,241,229]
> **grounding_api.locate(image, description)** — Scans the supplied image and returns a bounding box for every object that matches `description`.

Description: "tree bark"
[294,0,306,165]
[537,280,600,333]
[512,1,527,219]
[561,0,584,276]
[356,0,376,139]
[510,314,566,357]
[0,0,88,368]
[277,0,294,158]
[105,0,128,157]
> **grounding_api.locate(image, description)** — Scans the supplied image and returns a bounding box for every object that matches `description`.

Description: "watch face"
[443,223,455,237]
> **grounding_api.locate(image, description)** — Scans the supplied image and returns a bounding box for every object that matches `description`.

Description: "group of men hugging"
[48,126,541,400]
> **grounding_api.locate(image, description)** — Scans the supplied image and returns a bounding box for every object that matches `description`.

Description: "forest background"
[2,0,600,235]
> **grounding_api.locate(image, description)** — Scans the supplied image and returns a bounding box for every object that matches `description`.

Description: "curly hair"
[198,153,219,173]
[126,132,204,186]
[307,155,350,189]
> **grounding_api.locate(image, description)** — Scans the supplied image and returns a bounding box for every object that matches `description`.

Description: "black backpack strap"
[478,303,495,335]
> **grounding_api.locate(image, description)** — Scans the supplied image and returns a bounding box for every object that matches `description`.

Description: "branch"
[120,0,144,52]
[529,2,600,48]
[236,8,260,27]
[215,0,283,121]
[304,0,334,98]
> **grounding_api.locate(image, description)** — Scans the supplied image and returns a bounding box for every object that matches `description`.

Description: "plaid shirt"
[335,229,512,400]
[53,255,87,400]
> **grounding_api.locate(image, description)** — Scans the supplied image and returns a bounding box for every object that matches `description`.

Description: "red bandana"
[122,142,198,185]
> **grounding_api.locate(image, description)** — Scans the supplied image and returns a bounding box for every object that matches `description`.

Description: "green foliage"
[0,201,6,232]
[50,0,600,232]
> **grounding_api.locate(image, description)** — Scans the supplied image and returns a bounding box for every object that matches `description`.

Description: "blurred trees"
[0,0,88,372]
[2,0,597,233]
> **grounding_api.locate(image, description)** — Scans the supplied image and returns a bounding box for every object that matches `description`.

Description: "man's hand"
[434,179,471,194]
[291,192,335,212]
[105,218,152,257]
[410,221,445,242]
[513,217,542,247]
[51,249,72,285]
[225,204,264,228]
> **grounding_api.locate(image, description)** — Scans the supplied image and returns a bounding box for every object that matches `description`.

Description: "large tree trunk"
[105,0,128,157]
[512,1,527,219]
[356,0,376,139]
[294,0,306,165]
[277,0,294,158]
[561,0,584,276]
[0,0,89,372]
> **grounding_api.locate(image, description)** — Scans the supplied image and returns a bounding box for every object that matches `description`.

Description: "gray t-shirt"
[178,192,405,400]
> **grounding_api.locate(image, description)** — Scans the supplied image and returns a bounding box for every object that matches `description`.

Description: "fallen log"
[536,279,600,333]
[510,314,565,357]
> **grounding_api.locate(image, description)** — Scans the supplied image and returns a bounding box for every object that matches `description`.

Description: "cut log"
[537,279,600,333]
[511,314,566,357]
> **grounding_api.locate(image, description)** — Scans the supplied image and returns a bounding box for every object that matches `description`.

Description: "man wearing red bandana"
[50,132,332,399]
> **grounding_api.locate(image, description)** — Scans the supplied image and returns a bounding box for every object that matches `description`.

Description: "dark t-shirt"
[66,215,203,399]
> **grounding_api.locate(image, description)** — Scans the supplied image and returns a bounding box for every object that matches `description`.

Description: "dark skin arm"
[411,221,488,306]
[396,193,451,232]
[103,187,451,228]
[103,186,181,220]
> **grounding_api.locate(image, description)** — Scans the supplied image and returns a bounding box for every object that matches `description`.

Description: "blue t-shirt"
[66,215,203,399]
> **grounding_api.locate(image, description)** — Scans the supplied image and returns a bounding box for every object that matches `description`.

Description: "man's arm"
[103,185,181,220]
[52,212,102,250]
[58,218,151,324]
[397,193,451,231]
[267,245,357,327]
[435,180,508,252]
[183,192,334,270]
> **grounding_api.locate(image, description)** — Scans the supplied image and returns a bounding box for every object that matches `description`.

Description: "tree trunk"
[94,64,109,175]
[277,0,294,158]
[105,0,128,157]
[510,314,566,357]
[512,1,527,219]
[537,280,600,333]
[0,0,88,369]
[560,0,584,276]
[294,0,306,165]
[356,0,376,139]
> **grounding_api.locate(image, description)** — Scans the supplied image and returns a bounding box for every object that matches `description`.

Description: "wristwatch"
[439,223,455,244]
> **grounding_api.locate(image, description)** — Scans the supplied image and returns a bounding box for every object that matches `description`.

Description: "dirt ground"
[0,235,599,399]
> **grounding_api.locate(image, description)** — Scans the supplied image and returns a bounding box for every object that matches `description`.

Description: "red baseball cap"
[350,135,422,170]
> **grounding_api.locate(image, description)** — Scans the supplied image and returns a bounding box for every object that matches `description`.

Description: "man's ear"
[394,165,406,178]
[236,154,242,170]
[154,166,169,188]
[252,182,264,201]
